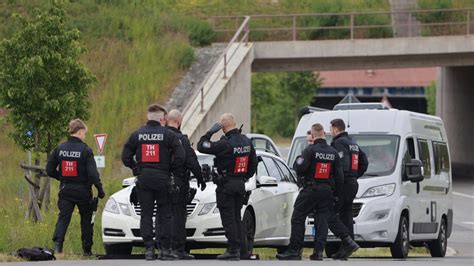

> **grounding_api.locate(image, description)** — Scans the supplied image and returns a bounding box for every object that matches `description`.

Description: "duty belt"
[303,180,331,189]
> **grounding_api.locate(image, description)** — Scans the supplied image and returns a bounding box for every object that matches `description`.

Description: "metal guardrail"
[211,8,474,41]
[181,16,250,125]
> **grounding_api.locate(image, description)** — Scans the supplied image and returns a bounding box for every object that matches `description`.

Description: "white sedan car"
[102,150,299,255]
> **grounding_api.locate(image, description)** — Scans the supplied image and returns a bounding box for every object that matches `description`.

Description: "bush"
[160,15,215,47]
[178,46,194,69]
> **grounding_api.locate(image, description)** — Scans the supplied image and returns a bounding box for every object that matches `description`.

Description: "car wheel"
[428,217,447,257]
[241,209,255,259]
[324,242,339,258]
[104,243,133,255]
[390,214,410,259]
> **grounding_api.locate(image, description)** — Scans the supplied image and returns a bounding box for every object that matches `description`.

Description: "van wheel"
[428,217,447,257]
[390,215,410,259]
[104,243,133,255]
[325,242,339,258]
[241,210,255,259]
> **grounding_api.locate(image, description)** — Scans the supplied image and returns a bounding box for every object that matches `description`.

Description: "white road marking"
[461,222,474,225]
[453,191,474,199]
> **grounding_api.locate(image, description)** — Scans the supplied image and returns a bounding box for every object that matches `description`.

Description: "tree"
[251,72,320,138]
[426,81,436,115]
[0,2,95,215]
[280,72,321,129]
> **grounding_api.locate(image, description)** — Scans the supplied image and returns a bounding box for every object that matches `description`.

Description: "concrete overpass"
[181,14,474,176]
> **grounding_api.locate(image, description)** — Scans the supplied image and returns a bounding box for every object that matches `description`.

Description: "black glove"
[207,122,222,135]
[95,183,105,199]
[198,181,207,191]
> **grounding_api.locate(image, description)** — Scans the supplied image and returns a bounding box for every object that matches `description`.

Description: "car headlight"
[199,203,216,216]
[104,198,120,214]
[119,203,132,216]
[361,183,396,198]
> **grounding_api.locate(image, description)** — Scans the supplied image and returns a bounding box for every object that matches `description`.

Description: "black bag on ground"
[15,246,56,261]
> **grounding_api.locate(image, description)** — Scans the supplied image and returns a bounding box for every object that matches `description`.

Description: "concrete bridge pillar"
[437,66,474,177]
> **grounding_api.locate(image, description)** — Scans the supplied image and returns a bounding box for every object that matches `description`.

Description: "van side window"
[402,138,415,178]
[418,139,432,177]
[433,142,450,174]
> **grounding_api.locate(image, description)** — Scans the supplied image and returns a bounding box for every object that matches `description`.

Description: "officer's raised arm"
[197,122,228,155]
[46,148,61,181]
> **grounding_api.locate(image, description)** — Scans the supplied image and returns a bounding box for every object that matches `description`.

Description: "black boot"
[217,248,240,261]
[160,248,179,261]
[174,250,194,260]
[330,245,344,259]
[310,249,323,261]
[54,242,63,254]
[276,248,302,260]
[145,247,155,261]
[82,247,93,257]
[335,236,359,260]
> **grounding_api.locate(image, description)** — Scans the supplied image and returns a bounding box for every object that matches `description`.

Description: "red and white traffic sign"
[94,134,107,154]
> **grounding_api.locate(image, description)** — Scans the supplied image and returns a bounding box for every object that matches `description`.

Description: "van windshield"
[288,134,400,177]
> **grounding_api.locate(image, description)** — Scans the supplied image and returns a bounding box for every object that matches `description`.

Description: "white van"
[287,103,453,259]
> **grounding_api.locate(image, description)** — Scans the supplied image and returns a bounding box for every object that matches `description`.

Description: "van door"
[401,137,425,239]
[411,138,438,240]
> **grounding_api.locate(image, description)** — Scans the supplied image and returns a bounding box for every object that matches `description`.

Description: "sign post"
[94,134,107,169]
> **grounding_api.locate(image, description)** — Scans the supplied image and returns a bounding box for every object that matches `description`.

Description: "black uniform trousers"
[172,181,189,252]
[339,180,359,238]
[216,179,245,250]
[289,186,332,251]
[137,170,173,250]
[52,183,93,250]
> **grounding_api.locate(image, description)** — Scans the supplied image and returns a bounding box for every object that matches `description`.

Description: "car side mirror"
[405,159,424,183]
[256,175,278,188]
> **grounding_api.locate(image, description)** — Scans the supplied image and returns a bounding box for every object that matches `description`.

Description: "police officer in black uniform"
[276,123,343,260]
[46,119,105,256]
[328,118,368,259]
[197,113,257,261]
[166,109,207,260]
[122,104,185,261]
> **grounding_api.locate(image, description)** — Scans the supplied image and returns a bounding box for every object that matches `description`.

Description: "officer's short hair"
[147,104,167,122]
[69,119,87,134]
[148,104,167,115]
[311,123,324,137]
[330,118,346,132]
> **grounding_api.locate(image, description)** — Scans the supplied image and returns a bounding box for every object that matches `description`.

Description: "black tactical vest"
[134,125,172,168]
[215,132,253,179]
[333,132,361,178]
[57,141,88,183]
[305,141,338,185]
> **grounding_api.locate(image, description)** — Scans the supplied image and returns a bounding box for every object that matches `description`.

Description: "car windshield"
[288,134,400,177]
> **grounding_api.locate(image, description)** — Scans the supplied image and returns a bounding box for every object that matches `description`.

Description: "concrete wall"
[184,45,254,145]
[437,66,474,177]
